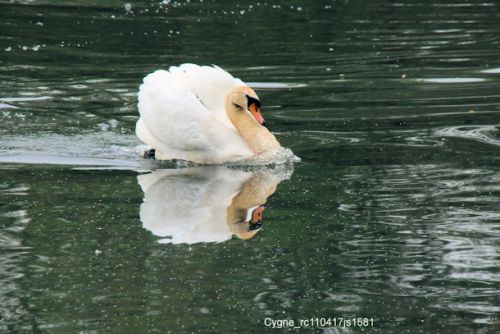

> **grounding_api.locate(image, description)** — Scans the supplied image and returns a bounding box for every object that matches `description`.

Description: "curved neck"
[224,86,281,154]
[233,115,280,154]
[225,107,280,155]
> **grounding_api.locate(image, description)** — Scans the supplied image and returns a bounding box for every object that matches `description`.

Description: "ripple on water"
[0,193,32,331]
[0,131,299,170]
[247,82,307,89]
[434,125,500,147]
[0,96,52,102]
[480,67,500,74]
[0,132,145,169]
[337,162,500,312]
[415,77,486,83]
[0,102,17,109]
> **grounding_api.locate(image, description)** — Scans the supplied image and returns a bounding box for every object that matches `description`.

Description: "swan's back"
[136,64,254,163]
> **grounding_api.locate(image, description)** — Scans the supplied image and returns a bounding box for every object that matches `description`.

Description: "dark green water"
[1,0,500,333]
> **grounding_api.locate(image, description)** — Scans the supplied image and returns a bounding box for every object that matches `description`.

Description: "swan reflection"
[137,164,293,244]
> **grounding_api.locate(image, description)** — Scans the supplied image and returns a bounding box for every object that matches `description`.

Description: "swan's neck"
[233,116,281,155]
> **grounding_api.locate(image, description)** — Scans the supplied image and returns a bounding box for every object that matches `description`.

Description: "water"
[1,0,499,333]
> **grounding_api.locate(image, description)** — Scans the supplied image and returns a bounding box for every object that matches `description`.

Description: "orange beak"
[249,103,265,125]
[251,205,266,224]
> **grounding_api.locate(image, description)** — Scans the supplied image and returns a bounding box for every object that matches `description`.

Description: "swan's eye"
[246,95,261,109]
[233,103,243,110]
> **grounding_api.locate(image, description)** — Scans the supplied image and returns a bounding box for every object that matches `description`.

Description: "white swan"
[136,64,281,164]
[137,165,292,244]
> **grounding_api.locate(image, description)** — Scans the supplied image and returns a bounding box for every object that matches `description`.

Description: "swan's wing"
[137,67,253,163]
[174,64,244,129]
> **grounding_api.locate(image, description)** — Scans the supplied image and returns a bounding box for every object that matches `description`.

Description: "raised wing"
[136,66,253,163]
[174,64,244,129]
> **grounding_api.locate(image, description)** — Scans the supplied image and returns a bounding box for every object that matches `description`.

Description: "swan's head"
[225,86,265,126]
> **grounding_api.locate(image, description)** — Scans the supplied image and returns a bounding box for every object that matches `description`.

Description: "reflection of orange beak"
[251,205,266,224]
[249,104,265,125]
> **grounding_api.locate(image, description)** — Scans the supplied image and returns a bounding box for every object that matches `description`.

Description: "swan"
[136,64,281,164]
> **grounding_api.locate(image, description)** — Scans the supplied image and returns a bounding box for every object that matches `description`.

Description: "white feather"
[136,64,252,163]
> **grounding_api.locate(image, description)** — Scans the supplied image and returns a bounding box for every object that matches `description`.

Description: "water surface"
[1,0,499,333]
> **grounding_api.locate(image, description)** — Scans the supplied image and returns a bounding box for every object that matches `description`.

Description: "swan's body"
[136,64,281,164]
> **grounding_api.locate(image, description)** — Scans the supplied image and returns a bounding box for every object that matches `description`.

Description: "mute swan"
[136,64,281,164]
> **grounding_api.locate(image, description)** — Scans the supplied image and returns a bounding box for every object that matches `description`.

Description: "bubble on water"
[124,3,132,12]
[108,119,119,129]
[98,123,110,132]
[5,47,11,52]
[14,113,26,121]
